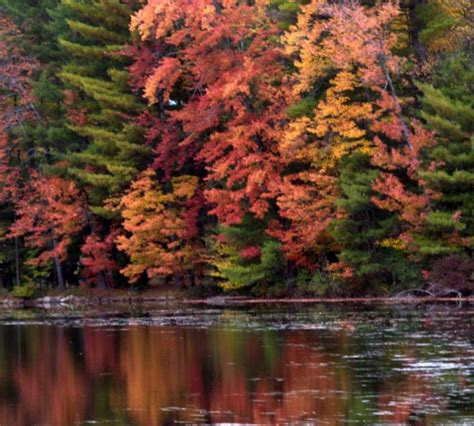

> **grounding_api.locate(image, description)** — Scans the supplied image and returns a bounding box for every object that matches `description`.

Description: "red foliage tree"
[8,175,86,288]
[80,228,119,289]
[0,13,39,202]
[131,0,289,225]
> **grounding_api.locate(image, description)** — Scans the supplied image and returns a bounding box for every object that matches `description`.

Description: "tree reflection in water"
[0,307,472,425]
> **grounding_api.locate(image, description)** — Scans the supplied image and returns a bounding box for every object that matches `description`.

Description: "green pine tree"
[211,215,286,294]
[416,55,474,257]
[330,153,422,292]
[58,0,149,217]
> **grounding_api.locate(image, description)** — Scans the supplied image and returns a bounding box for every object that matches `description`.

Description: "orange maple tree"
[116,169,202,283]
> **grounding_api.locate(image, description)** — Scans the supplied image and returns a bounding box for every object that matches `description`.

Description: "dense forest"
[0,0,472,297]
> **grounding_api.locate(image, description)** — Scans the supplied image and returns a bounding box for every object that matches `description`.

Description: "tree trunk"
[14,237,20,287]
[173,274,181,288]
[107,270,114,289]
[54,255,65,290]
[405,0,427,62]
[51,238,66,289]
[97,270,106,290]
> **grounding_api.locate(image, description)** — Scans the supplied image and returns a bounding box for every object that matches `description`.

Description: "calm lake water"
[0,304,473,425]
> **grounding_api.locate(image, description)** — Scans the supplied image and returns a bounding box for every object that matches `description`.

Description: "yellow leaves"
[131,0,179,40]
[119,170,168,222]
[330,71,357,93]
[280,117,312,160]
[378,238,408,251]
[117,169,200,282]
[201,4,217,30]
[282,68,374,170]
[284,5,328,96]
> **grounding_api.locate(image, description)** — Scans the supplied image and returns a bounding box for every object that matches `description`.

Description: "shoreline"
[1,294,473,309]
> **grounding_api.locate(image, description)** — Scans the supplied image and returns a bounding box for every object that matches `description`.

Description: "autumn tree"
[8,175,86,289]
[133,0,289,223]
[280,0,434,288]
[0,13,41,287]
[52,0,152,288]
[79,228,119,289]
[418,0,473,56]
[130,0,290,289]
[116,169,202,284]
[0,0,471,295]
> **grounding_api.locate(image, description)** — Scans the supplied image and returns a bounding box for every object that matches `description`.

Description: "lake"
[0,304,473,425]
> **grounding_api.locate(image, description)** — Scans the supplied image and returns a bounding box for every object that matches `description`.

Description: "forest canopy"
[0,0,472,296]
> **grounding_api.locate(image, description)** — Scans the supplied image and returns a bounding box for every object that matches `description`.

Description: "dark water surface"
[0,304,473,425]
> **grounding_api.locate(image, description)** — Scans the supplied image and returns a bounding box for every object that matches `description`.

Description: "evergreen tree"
[413,0,473,291]
[0,0,59,62]
[0,0,80,176]
[270,0,309,30]
[330,154,422,291]
[417,75,473,256]
[211,215,286,293]
[58,0,148,216]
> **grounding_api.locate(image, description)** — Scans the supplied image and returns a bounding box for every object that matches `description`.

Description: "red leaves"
[0,14,39,203]
[0,14,39,132]
[372,173,429,227]
[0,1,462,289]
[371,121,437,247]
[240,246,262,260]
[8,175,86,266]
[63,90,88,127]
[80,230,119,287]
[132,0,289,226]
[144,58,181,105]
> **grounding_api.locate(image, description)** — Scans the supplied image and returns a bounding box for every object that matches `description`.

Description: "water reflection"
[0,306,473,425]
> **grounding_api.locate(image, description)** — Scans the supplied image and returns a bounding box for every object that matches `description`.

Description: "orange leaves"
[282,1,402,169]
[131,0,182,40]
[285,0,401,94]
[269,172,337,267]
[143,58,181,104]
[116,170,201,282]
[371,123,435,177]
[276,0,439,271]
[372,173,429,228]
[133,0,288,228]
[370,119,437,247]
[124,0,444,282]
